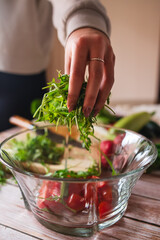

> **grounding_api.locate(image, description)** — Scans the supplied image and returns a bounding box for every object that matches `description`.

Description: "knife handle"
[9,115,34,130]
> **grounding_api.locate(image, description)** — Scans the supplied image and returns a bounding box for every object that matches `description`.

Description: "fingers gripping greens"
[34,72,112,150]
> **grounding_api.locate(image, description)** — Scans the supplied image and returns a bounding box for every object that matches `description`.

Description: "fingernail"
[83,107,92,118]
[68,104,75,112]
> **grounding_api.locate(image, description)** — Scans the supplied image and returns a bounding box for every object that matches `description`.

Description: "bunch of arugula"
[34,72,113,151]
[0,73,115,185]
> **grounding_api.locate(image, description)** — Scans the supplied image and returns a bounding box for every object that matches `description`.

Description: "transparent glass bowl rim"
[0,124,158,182]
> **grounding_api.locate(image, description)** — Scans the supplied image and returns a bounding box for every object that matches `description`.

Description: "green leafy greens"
[46,162,99,179]
[0,73,115,185]
[10,133,64,164]
[0,162,7,185]
[33,72,113,150]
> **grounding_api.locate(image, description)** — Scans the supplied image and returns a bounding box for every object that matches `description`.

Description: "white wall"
[101,0,160,104]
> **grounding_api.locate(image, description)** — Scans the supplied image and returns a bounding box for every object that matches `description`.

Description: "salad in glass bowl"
[0,124,157,237]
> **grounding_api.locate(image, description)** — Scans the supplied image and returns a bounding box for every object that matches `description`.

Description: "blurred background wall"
[47,0,160,105]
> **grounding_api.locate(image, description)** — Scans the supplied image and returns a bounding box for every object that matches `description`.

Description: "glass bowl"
[0,125,157,237]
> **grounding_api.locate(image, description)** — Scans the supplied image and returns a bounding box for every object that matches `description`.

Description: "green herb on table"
[10,133,64,165]
[0,162,7,185]
[33,72,113,151]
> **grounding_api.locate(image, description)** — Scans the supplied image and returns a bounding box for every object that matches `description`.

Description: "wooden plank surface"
[126,194,160,225]
[0,180,159,240]
[132,174,160,200]
[102,217,160,240]
[0,184,117,240]
[0,225,39,240]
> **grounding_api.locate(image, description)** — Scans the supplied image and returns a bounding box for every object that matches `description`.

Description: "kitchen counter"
[0,127,160,240]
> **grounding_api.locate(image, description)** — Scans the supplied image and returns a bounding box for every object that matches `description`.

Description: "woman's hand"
[65,27,115,117]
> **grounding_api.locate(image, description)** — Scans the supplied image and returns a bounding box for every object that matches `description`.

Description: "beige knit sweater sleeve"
[0,0,110,74]
[50,0,111,45]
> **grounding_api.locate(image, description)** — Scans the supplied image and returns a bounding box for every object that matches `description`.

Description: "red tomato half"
[98,183,112,203]
[67,193,85,212]
[37,181,62,212]
[37,181,50,209]
[98,201,112,219]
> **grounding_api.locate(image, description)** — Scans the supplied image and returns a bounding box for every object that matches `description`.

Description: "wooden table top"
[0,127,160,240]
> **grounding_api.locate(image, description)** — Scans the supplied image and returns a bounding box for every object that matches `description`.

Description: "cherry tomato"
[100,140,113,155]
[97,180,106,188]
[67,193,85,212]
[98,184,112,203]
[98,201,112,219]
[113,133,125,145]
[68,183,84,196]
